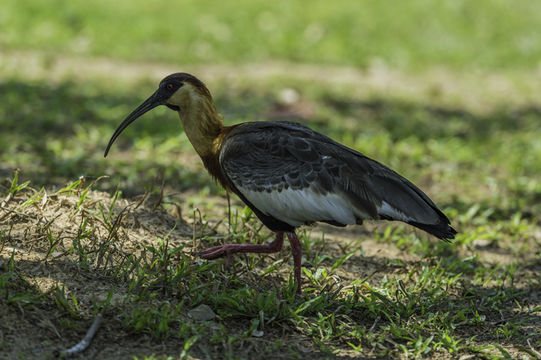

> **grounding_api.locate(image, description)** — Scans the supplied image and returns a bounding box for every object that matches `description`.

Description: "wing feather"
[219,121,455,239]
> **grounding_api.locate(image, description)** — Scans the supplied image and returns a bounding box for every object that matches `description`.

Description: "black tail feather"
[408,221,457,242]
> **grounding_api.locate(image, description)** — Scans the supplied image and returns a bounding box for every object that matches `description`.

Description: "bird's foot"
[197,244,236,267]
[197,244,234,259]
[197,232,285,266]
[196,232,304,295]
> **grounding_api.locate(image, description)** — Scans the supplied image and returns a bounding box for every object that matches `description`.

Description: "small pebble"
[188,304,216,321]
[472,239,491,248]
[251,329,264,337]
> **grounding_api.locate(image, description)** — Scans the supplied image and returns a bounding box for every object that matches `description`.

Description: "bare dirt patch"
[0,180,194,359]
[1,176,540,359]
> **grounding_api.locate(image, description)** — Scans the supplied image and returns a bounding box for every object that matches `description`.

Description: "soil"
[1,182,540,359]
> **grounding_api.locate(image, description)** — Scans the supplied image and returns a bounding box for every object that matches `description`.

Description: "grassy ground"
[1,1,541,359]
[3,0,541,70]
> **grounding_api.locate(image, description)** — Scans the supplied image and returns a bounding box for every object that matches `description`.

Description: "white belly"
[238,187,362,227]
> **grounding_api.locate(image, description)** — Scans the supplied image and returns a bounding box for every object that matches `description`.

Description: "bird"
[104,73,457,294]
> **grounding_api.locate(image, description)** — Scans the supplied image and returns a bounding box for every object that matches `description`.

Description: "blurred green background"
[3,0,541,69]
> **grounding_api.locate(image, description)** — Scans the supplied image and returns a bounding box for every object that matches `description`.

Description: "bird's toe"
[197,245,229,259]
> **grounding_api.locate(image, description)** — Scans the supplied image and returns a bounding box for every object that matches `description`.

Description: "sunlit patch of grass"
[1,172,540,358]
[4,0,541,71]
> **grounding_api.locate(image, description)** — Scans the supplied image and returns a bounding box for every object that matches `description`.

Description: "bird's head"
[104,73,213,157]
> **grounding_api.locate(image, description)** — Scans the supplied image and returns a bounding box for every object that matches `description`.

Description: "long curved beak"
[104,90,164,157]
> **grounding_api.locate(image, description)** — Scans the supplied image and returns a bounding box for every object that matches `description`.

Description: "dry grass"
[1,171,540,359]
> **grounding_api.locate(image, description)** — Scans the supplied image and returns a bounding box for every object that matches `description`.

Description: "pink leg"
[198,232,284,266]
[287,232,303,294]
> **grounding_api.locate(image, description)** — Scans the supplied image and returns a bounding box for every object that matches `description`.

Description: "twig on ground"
[0,205,47,224]
[57,314,103,358]
[527,339,541,359]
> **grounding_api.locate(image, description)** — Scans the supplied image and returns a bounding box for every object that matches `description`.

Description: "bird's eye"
[166,83,175,91]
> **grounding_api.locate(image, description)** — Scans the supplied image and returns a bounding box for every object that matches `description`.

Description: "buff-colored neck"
[177,93,224,158]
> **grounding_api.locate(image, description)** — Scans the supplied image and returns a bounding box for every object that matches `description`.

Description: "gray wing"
[220,121,455,239]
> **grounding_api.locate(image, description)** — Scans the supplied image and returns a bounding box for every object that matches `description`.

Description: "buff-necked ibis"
[104,73,456,294]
